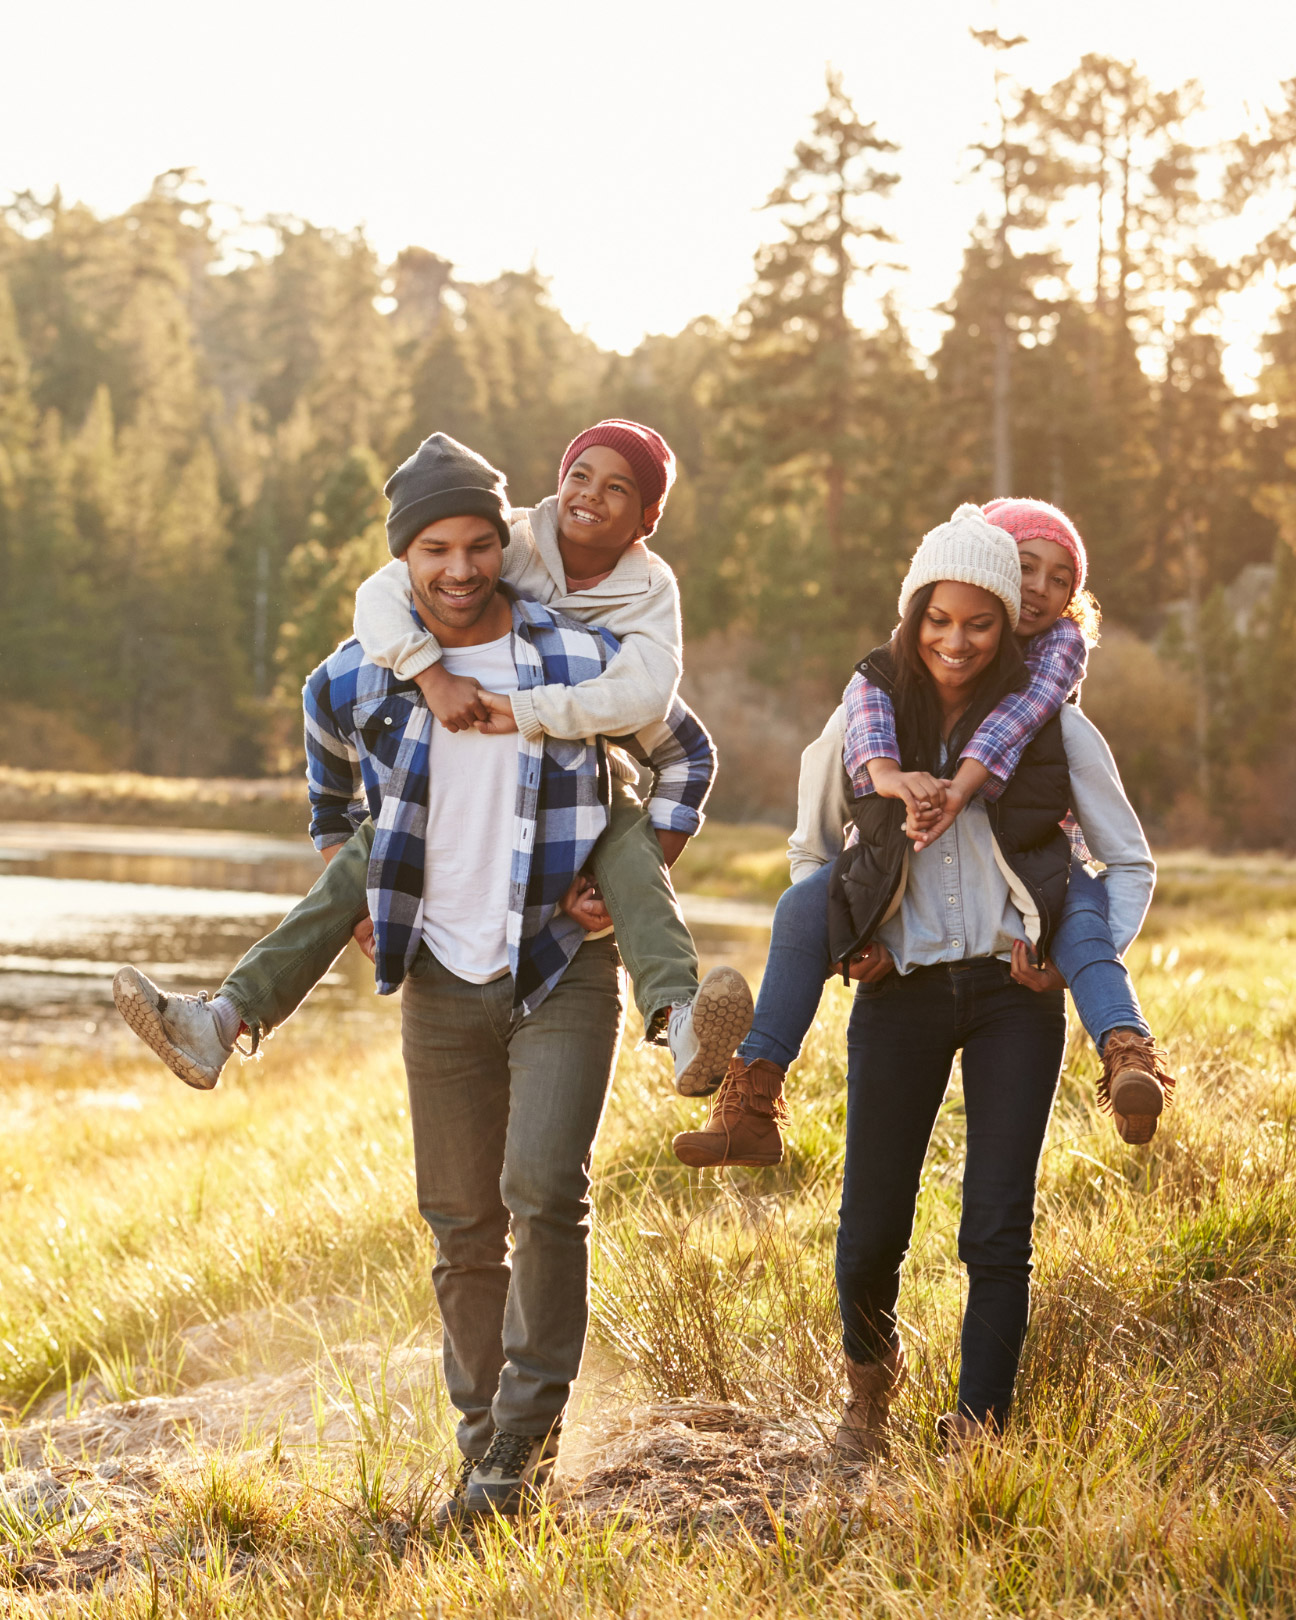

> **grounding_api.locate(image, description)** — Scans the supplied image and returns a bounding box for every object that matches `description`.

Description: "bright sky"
[6,0,1296,381]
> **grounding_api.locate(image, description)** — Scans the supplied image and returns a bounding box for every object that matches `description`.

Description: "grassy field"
[0,846,1294,1613]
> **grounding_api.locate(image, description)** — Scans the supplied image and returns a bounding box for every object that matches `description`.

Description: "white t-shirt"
[421,632,520,983]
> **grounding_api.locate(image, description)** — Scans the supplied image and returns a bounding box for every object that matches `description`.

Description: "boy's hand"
[831,941,895,983]
[655,829,689,868]
[560,874,613,932]
[1010,939,1066,992]
[415,663,491,731]
[473,690,520,735]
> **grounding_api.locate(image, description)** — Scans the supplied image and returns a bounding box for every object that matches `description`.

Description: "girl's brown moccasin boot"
[671,1056,788,1168]
[1099,1029,1177,1146]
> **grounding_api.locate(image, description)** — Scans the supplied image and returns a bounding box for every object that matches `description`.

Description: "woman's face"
[917,581,1006,702]
[1017,538,1074,638]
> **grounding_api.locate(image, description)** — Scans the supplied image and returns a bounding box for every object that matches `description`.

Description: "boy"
[114,425,752,1098]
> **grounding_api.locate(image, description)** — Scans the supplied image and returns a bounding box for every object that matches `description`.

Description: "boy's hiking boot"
[431,1455,479,1534]
[833,1343,906,1464]
[461,1428,560,1517]
[1099,1029,1176,1145]
[668,966,754,1097]
[672,1056,788,1167]
[112,966,236,1090]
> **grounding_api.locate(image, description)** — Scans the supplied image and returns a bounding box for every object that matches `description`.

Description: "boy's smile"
[556,444,644,576]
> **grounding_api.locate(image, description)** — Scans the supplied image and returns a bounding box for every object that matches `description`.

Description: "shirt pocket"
[355,692,418,769]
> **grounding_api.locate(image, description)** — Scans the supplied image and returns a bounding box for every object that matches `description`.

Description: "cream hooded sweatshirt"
[352,495,683,743]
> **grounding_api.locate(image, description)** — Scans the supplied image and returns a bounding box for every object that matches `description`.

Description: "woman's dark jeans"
[838,957,1065,1427]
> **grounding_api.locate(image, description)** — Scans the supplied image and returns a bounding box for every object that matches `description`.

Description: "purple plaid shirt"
[843,618,1088,801]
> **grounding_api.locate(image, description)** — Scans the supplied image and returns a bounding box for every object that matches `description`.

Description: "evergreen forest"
[5,51,1296,844]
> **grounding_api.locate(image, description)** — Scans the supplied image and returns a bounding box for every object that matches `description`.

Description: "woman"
[822,507,1069,1456]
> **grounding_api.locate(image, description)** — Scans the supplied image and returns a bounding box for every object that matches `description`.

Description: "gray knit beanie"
[897,503,1022,629]
[384,433,511,557]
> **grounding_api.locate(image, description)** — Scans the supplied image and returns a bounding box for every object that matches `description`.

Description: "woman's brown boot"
[1099,1029,1177,1146]
[671,1056,789,1167]
[833,1342,907,1463]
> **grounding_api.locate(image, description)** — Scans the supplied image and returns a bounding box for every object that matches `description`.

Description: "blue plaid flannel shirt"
[303,589,715,1014]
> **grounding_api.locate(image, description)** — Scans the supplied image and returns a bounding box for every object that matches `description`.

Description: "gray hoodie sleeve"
[1060,704,1156,955]
[787,705,853,882]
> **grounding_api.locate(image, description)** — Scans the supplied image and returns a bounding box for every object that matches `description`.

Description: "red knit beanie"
[558,420,677,538]
[983,497,1087,597]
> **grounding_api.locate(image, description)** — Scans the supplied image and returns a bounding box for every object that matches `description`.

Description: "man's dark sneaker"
[431,1455,479,1534]
[461,1427,560,1517]
[112,966,236,1089]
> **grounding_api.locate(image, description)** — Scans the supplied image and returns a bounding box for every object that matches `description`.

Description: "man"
[302,434,715,1523]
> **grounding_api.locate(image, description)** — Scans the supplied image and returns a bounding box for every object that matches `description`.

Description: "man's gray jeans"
[401,936,625,1459]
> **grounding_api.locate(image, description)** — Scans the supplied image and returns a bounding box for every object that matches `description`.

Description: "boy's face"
[556,445,644,558]
[1016,538,1075,638]
[405,515,506,644]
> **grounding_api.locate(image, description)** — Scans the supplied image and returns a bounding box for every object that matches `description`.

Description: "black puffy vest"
[827,645,1073,971]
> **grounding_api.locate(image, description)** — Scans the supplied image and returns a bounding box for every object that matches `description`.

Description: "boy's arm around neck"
[510,563,683,741]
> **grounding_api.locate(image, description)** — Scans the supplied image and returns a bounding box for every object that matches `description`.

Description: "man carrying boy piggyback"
[304,435,715,1523]
[115,427,729,1516]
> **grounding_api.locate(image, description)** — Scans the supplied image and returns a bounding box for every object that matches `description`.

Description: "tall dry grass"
[0,862,1293,1613]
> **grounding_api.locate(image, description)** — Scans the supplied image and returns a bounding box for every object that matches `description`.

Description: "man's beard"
[411,573,498,630]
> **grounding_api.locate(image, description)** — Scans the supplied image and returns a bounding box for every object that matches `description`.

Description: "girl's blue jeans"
[736,855,1149,1071]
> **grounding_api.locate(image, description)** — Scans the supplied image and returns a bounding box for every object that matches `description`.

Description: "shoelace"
[480,1429,538,1478]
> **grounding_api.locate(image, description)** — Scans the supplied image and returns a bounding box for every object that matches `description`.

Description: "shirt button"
[383,716,393,726]
[947,896,956,905]
[944,855,953,864]
[952,939,961,949]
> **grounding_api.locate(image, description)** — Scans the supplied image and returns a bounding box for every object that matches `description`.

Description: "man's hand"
[352,915,376,962]
[473,689,520,735]
[415,663,491,731]
[832,941,895,984]
[655,828,689,869]
[1010,939,1066,992]
[559,873,613,933]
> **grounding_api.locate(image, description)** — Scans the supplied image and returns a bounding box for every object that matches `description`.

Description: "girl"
[673,499,1172,1170]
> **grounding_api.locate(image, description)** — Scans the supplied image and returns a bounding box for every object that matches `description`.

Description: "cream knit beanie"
[897,503,1022,629]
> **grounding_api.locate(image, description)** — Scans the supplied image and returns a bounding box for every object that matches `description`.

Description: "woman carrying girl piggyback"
[675,498,1175,1171]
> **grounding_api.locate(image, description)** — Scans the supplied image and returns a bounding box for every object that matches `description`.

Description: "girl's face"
[556,444,644,558]
[1017,538,1074,638]
[918,581,1005,702]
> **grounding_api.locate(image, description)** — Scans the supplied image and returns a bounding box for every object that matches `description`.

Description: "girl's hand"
[909,781,971,851]
[869,759,949,820]
[473,690,520,735]
[838,941,894,984]
[559,874,613,933]
[1010,939,1066,992]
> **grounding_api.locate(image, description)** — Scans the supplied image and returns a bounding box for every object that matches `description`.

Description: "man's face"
[405,515,504,637]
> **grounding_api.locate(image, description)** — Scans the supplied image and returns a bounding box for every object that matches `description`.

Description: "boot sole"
[674,968,754,1097]
[112,968,222,1091]
[1110,1074,1163,1145]
[671,1139,783,1168]
[1114,1110,1159,1146]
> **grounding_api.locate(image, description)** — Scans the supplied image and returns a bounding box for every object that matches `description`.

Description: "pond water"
[0,824,772,1060]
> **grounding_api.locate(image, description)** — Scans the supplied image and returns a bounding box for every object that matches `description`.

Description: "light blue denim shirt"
[874,795,1026,973]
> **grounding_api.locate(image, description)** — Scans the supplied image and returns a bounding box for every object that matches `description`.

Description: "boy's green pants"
[219,778,699,1041]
